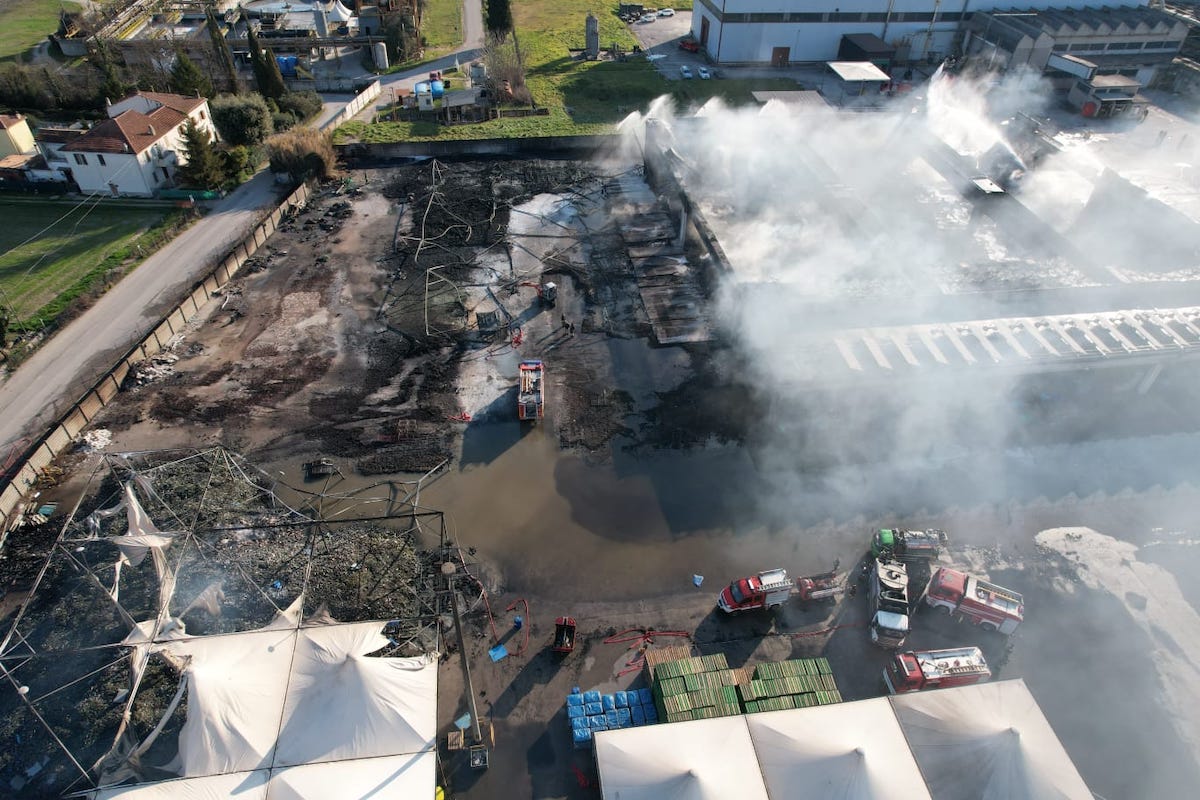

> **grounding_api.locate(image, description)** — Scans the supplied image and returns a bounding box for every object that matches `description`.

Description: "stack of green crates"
[741,658,842,713]
[651,653,742,723]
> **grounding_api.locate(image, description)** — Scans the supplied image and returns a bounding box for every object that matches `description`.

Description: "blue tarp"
[585,702,603,716]
[567,704,586,719]
[602,694,617,711]
[566,693,584,707]
[638,688,654,705]
[631,705,645,725]
[488,644,508,662]
[614,691,628,708]
[583,690,601,704]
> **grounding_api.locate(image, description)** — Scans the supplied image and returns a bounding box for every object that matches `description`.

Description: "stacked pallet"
[652,653,744,723]
[566,687,659,749]
[739,658,842,713]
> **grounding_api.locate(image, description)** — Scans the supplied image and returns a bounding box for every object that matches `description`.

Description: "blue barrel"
[431,80,445,98]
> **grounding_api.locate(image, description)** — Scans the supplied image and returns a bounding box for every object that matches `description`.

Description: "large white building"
[57,91,216,197]
[689,0,1162,66]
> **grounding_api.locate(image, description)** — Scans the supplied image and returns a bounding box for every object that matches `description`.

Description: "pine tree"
[486,0,513,37]
[177,119,226,189]
[170,52,213,98]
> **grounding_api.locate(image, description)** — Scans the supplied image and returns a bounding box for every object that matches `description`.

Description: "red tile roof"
[34,127,85,144]
[135,91,207,115]
[61,106,189,155]
[0,114,28,130]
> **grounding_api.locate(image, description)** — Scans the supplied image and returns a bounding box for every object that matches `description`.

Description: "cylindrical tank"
[373,41,389,70]
[585,12,600,59]
[469,61,487,86]
[430,80,445,98]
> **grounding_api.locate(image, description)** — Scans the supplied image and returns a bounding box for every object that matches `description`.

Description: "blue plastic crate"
[643,705,658,722]
[605,710,620,727]
[602,694,617,711]
[590,716,608,731]
[572,716,590,731]
[583,690,601,704]
[585,702,603,716]
[614,691,629,708]
[638,688,654,705]
[615,708,631,727]
[567,703,586,720]
[630,705,645,725]
[573,728,593,748]
[567,693,584,707]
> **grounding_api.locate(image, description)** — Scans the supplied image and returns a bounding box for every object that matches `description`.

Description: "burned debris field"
[6,97,1200,799]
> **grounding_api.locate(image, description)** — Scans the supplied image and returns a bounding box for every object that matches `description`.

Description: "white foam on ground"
[1036,526,1200,756]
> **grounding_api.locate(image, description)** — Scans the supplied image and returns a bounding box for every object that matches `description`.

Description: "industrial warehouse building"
[594,680,1092,799]
[689,0,1184,72]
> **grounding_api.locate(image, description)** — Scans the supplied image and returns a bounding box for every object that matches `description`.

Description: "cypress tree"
[486,0,512,37]
[170,52,213,98]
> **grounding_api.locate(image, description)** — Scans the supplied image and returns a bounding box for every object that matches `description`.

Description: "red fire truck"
[718,569,794,612]
[518,360,545,421]
[883,646,991,694]
[923,567,1024,634]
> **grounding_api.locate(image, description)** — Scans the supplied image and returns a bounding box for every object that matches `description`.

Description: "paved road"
[0,172,285,454]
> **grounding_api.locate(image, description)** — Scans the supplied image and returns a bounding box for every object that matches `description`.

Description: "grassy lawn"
[0,0,81,61]
[0,201,169,325]
[421,0,464,50]
[335,0,798,143]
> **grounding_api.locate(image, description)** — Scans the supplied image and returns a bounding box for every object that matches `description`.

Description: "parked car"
[679,65,693,79]
[639,13,656,23]
[698,66,711,79]
[658,7,675,15]
[679,38,700,52]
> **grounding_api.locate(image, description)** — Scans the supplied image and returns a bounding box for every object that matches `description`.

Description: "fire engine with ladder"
[717,566,844,613]
[518,360,545,421]
[923,567,1024,634]
[883,646,991,694]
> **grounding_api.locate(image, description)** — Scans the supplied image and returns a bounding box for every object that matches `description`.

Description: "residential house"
[0,113,36,157]
[57,91,217,197]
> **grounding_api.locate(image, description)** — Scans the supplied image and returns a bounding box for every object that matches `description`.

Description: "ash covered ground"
[5,116,1200,797]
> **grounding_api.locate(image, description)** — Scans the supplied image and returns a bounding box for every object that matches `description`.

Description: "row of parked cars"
[679,65,711,80]
[619,8,675,23]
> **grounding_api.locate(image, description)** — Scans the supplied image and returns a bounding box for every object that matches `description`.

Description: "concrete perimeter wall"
[320,81,383,131]
[336,134,620,161]
[0,181,314,542]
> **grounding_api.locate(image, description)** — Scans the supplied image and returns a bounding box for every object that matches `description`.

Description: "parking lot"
[625,10,711,81]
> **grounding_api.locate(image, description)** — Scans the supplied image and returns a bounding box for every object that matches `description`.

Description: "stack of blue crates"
[568,687,659,749]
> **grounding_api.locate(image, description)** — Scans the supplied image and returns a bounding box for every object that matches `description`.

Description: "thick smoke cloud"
[629,70,1200,522]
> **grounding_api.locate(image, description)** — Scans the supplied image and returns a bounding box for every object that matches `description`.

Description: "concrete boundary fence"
[320,81,382,131]
[0,181,314,541]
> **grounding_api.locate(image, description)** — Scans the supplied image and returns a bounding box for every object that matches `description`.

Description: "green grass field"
[336,1,799,143]
[421,0,464,50]
[0,0,81,61]
[0,201,169,324]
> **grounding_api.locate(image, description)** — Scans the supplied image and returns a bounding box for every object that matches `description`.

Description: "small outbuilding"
[824,61,891,107]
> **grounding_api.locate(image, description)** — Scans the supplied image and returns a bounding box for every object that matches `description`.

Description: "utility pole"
[447,568,483,744]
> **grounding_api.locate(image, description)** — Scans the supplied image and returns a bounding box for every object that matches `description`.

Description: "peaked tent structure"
[595,681,1089,800]
[890,680,1091,800]
[595,715,770,800]
[746,698,931,800]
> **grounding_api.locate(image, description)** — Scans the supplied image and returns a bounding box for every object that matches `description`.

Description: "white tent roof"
[95,771,269,800]
[267,751,437,799]
[326,0,354,22]
[596,682,1088,800]
[596,716,769,800]
[92,621,437,798]
[747,699,932,799]
[891,680,1092,800]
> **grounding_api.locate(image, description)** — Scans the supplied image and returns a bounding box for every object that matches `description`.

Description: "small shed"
[824,61,891,107]
[838,33,896,70]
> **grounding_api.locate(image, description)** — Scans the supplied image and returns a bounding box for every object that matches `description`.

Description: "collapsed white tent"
[747,698,931,800]
[891,680,1092,800]
[80,479,439,799]
[596,681,1088,800]
[595,715,770,800]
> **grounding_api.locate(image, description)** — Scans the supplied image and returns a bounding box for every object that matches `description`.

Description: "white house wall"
[67,151,153,196]
[691,0,1153,64]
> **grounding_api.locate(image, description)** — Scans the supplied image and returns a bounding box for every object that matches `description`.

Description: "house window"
[74,153,87,165]
[97,154,106,166]
[199,111,206,120]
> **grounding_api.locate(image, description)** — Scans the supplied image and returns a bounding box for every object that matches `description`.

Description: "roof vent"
[147,125,155,136]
